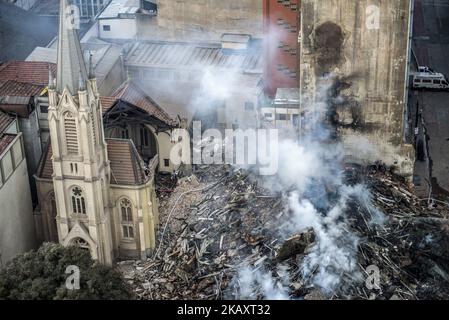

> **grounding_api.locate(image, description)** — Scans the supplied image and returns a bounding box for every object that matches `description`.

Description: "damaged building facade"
[299,0,414,177]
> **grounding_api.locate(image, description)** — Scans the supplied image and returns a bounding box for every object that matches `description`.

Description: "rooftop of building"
[274,88,300,106]
[0,61,56,117]
[0,133,16,156]
[0,2,58,62]
[0,61,56,87]
[99,0,140,19]
[26,39,124,95]
[0,110,14,134]
[101,79,177,126]
[125,39,263,72]
[36,138,152,186]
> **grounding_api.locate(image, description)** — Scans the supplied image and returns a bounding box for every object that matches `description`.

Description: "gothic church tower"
[47,0,114,264]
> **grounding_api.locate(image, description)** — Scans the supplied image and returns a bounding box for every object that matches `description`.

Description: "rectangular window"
[245,102,254,111]
[164,159,170,167]
[122,225,134,239]
[40,105,49,113]
[264,113,272,118]
[422,79,432,83]
[140,127,149,146]
[64,116,78,154]
[102,25,111,31]
[433,80,441,84]
[276,114,290,121]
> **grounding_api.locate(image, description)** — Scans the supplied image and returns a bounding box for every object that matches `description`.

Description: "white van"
[412,72,449,90]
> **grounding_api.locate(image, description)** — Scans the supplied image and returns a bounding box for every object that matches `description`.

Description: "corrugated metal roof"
[26,47,57,64]
[0,96,31,105]
[125,41,263,72]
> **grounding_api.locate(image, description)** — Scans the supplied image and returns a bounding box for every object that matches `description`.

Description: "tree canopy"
[0,243,133,300]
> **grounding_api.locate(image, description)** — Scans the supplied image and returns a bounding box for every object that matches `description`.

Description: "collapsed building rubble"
[118,165,449,300]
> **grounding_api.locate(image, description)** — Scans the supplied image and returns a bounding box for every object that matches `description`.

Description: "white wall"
[0,135,36,265]
[99,19,137,39]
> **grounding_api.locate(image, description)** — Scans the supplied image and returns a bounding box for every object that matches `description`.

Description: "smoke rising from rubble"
[130,28,385,297]
[233,76,385,298]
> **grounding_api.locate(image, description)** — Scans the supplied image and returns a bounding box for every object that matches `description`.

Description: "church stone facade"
[33,0,180,265]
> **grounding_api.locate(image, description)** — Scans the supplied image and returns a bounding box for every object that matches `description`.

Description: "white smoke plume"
[230,75,386,298]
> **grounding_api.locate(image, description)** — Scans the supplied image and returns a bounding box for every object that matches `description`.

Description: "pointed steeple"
[56,0,88,94]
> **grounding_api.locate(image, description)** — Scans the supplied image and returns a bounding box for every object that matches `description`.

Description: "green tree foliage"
[0,243,133,300]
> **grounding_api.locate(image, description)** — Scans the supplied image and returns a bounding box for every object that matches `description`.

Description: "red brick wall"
[263,0,300,97]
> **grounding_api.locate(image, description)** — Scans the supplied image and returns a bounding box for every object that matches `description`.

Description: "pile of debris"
[118,165,449,300]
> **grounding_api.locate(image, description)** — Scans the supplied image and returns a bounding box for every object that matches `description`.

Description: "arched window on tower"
[71,186,86,214]
[64,112,79,154]
[120,198,134,239]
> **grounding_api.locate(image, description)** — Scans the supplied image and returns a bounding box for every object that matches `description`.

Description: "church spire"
[56,0,88,94]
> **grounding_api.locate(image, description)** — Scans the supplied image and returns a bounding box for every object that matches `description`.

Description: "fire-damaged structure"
[119,165,449,300]
[299,0,415,178]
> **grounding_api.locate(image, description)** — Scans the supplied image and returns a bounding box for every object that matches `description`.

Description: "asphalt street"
[413,0,449,199]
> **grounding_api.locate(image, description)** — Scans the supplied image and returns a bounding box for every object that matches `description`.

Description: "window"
[40,105,49,113]
[276,114,291,121]
[70,163,78,174]
[433,80,441,84]
[264,113,272,118]
[120,199,134,239]
[164,159,170,167]
[244,102,254,111]
[64,112,78,154]
[102,25,111,31]
[140,126,149,146]
[422,79,432,83]
[71,186,86,214]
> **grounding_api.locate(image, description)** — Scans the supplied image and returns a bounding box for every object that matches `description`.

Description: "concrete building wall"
[300,0,414,176]
[0,135,36,265]
[18,110,42,204]
[156,0,263,40]
[99,19,137,40]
